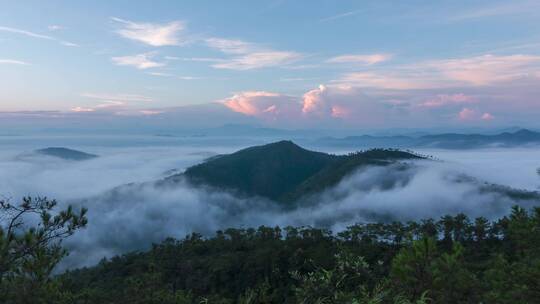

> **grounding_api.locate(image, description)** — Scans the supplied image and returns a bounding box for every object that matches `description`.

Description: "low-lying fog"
[0,135,538,269]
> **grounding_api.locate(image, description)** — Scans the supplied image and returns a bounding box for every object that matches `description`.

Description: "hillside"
[169,141,424,203]
[35,147,98,161]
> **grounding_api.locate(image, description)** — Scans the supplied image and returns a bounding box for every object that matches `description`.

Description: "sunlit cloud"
[111,17,186,46]
[335,54,540,89]
[111,53,165,69]
[327,53,392,65]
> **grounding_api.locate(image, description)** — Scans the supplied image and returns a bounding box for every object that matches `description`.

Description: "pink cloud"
[222,91,297,118]
[419,93,475,108]
[458,108,495,122]
[335,54,540,90]
[331,105,350,118]
[302,85,328,114]
[481,112,495,121]
[458,108,476,120]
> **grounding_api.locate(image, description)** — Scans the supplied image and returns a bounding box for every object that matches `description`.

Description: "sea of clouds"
[0,135,538,269]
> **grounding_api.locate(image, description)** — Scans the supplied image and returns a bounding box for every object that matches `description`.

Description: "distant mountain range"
[166,141,425,203]
[34,147,98,161]
[313,129,540,149]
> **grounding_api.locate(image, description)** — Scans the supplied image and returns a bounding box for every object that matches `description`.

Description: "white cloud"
[81,93,154,103]
[327,53,392,65]
[0,26,78,47]
[211,51,302,70]
[0,59,29,65]
[205,38,253,54]
[48,25,64,31]
[205,37,303,70]
[320,9,364,22]
[112,53,165,69]
[111,17,185,46]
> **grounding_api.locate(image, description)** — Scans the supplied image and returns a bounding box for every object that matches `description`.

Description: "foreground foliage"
[0,197,87,304]
[60,206,540,303]
[3,200,540,303]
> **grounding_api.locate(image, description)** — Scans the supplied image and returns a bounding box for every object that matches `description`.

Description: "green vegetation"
[0,197,87,303]
[3,192,540,303]
[4,198,540,303]
[174,141,424,203]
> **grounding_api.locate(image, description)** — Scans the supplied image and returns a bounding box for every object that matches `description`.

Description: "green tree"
[0,197,87,304]
[390,238,437,301]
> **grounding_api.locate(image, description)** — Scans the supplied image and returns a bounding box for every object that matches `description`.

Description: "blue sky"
[1,0,540,129]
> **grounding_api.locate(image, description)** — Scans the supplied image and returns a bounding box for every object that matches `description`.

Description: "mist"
[0,134,539,269]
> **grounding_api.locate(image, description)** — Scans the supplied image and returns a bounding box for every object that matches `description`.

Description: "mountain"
[167,141,424,203]
[314,129,540,149]
[35,147,98,161]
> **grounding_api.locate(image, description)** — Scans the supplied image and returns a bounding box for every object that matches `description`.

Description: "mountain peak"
[177,142,422,203]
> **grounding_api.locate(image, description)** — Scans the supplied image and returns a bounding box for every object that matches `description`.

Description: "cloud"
[335,54,540,89]
[111,53,165,69]
[222,91,295,116]
[450,1,540,21]
[73,93,155,113]
[458,108,476,120]
[458,108,494,121]
[81,93,154,103]
[327,54,392,65]
[0,26,78,47]
[320,9,364,22]
[0,143,535,269]
[418,94,475,108]
[71,107,95,113]
[211,51,302,70]
[48,25,63,31]
[0,59,29,65]
[111,17,186,46]
[205,38,254,54]
[481,113,495,121]
[205,37,302,70]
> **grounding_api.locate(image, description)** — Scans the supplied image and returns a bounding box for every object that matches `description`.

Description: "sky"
[1,0,540,130]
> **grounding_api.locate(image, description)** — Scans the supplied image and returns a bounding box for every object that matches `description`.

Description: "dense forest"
[1,197,540,303]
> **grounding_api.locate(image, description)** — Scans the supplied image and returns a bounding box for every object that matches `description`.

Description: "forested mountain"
[168,141,424,203]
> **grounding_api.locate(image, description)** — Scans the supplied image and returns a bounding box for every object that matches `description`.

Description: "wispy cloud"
[0,26,78,47]
[335,54,540,89]
[47,25,64,31]
[73,93,155,114]
[205,38,254,54]
[111,17,186,46]
[81,93,154,103]
[320,9,363,22]
[205,37,302,70]
[327,53,392,65]
[450,1,540,21]
[212,51,302,70]
[0,59,29,65]
[112,53,165,69]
